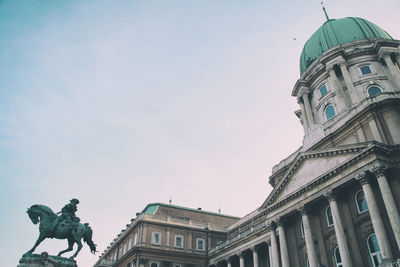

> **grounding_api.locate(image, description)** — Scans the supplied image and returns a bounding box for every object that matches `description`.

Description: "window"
[300,220,305,238]
[334,246,343,267]
[325,105,336,120]
[355,191,368,213]
[174,235,184,248]
[151,232,161,245]
[367,85,382,97]
[305,258,310,267]
[127,263,132,267]
[134,233,138,246]
[150,262,159,267]
[174,264,182,267]
[320,84,328,97]
[367,234,382,267]
[196,238,205,251]
[360,65,372,75]
[326,206,334,227]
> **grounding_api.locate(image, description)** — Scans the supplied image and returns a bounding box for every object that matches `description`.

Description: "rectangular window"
[174,235,184,248]
[360,65,372,75]
[320,84,328,97]
[196,238,205,251]
[134,233,138,246]
[123,243,127,254]
[151,232,161,245]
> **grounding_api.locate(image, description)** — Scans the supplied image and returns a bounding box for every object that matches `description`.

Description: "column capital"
[251,246,258,252]
[299,87,310,97]
[237,252,244,259]
[369,162,388,178]
[323,190,336,202]
[297,205,309,215]
[355,171,369,185]
[274,216,286,227]
[225,257,231,263]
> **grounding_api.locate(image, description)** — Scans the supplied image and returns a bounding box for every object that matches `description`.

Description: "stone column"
[252,247,259,267]
[239,253,245,267]
[270,224,280,267]
[324,191,353,267]
[381,53,400,90]
[301,90,315,126]
[370,163,400,251]
[327,65,350,109]
[339,63,359,104]
[298,98,309,134]
[276,219,290,267]
[266,241,271,267]
[355,172,393,259]
[298,207,318,267]
[226,258,232,267]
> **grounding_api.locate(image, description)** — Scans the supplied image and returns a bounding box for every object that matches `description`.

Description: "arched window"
[367,234,382,267]
[325,206,334,226]
[367,86,382,97]
[355,191,368,213]
[151,263,158,267]
[300,220,305,238]
[334,246,343,267]
[325,105,336,120]
[305,257,310,267]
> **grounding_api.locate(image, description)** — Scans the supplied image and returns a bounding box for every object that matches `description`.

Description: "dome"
[300,17,392,74]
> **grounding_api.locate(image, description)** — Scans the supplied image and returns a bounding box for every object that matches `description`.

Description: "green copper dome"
[300,17,392,74]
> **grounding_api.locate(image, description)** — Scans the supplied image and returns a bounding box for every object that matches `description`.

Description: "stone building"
[93,203,239,267]
[95,15,400,267]
[208,17,400,267]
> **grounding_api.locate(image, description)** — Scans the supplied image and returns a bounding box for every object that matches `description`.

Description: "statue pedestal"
[18,253,77,267]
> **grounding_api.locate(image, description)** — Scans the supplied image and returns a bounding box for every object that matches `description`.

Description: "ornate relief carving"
[369,162,388,179]
[355,171,369,185]
[323,190,335,202]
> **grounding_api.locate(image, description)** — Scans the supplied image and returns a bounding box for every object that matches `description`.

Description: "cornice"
[262,142,399,214]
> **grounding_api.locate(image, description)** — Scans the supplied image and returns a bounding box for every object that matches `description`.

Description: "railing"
[209,220,268,254]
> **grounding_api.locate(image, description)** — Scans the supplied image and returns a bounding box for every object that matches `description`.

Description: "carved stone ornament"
[369,163,388,178]
[297,205,308,215]
[323,190,335,202]
[355,171,369,185]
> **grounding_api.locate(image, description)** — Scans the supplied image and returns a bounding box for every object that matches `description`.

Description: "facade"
[94,203,239,267]
[95,15,400,267]
[208,17,400,267]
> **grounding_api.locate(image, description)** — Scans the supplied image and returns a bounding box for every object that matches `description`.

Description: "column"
[339,63,359,104]
[276,219,290,267]
[355,172,393,259]
[298,98,309,134]
[226,258,232,267]
[381,53,400,89]
[327,65,350,109]
[266,241,272,267]
[239,253,245,267]
[298,207,318,267]
[252,247,259,267]
[370,163,400,251]
[324,191,353,267]
[270,224,280,267]
[301,90,315,126]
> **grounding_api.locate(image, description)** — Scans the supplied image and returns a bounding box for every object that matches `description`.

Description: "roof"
[300,17,392,75]
[142,202,240,219]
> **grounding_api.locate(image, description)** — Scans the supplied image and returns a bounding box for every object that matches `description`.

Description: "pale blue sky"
[1,1,399,266]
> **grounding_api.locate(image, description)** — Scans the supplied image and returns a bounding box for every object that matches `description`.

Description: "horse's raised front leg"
[58,238,74,257]
[70,240,82,259]
[25,233,46,255]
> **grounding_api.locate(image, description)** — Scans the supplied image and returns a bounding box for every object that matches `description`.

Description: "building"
[93,203,239,267]
[95,14,400,267]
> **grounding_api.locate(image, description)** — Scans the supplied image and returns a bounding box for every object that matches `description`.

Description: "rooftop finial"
[321,1,330,21]
[169,197,172,204]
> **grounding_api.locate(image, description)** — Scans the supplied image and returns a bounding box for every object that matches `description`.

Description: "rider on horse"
[51,198,80,232]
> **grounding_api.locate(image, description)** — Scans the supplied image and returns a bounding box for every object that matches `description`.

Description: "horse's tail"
[83,223,97,254]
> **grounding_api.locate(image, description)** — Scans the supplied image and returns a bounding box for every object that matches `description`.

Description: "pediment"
[261,144,368,209]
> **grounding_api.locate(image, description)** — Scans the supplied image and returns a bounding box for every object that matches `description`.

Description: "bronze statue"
[25,199,97,259]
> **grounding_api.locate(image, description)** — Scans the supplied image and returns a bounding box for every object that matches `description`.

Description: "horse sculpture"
[25,204,96,259]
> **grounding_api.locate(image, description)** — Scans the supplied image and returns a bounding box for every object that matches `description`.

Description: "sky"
[0,0,399,266]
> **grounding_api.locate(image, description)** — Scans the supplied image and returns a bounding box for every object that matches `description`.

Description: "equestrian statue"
[25,198,97,259]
